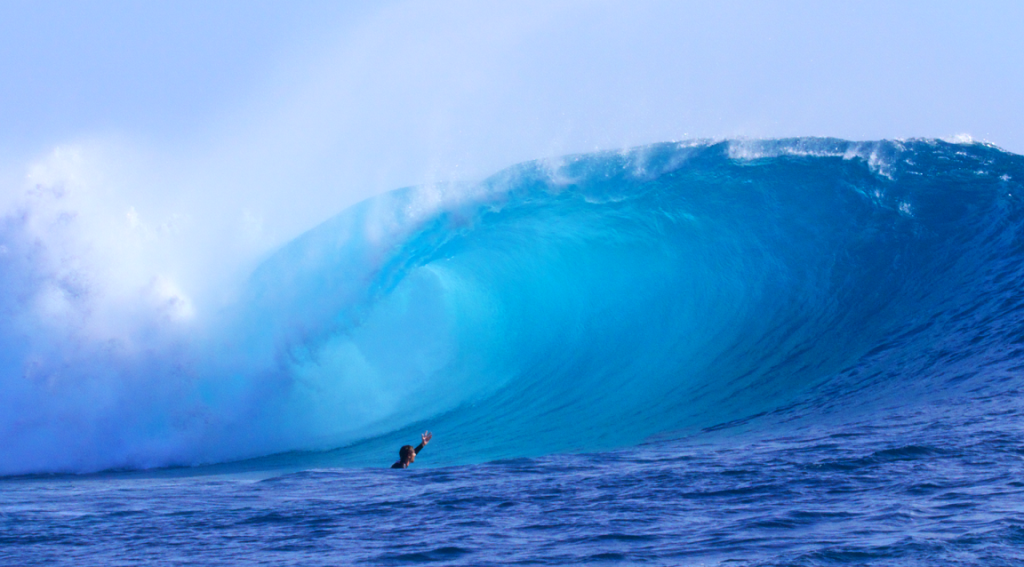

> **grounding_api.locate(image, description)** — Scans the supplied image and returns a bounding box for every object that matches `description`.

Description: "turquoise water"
[3,138,1024,564]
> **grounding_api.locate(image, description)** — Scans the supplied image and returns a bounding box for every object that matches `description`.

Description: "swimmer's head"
[399,445,416,463]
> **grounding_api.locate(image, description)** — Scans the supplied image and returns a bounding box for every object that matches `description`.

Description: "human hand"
[422,431,433,445]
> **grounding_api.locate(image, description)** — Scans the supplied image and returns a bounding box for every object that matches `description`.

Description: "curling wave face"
[3,138,1024,474]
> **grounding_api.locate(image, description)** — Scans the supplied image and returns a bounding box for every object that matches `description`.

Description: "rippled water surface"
[4,391,1024,566]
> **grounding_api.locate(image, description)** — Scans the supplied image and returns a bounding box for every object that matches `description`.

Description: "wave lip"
[2,138,1024,474]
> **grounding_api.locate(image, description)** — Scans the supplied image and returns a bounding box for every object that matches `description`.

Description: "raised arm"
[414,430,433,454]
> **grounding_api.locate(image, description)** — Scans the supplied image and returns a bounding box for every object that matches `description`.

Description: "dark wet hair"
[399,445,415,461]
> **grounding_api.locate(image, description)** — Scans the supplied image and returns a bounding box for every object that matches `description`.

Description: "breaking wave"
[3,138,1024,474]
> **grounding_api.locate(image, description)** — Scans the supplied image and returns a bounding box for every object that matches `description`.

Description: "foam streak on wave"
[2,138,1023,474]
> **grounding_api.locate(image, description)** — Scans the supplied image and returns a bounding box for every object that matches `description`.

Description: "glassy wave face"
[2,138,1023,475]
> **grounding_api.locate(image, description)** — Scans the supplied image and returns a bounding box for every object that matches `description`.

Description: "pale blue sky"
[2,1,1022,245]
[0,1,375,148]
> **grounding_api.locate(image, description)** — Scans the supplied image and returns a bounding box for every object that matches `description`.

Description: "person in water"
[391,431,432,469]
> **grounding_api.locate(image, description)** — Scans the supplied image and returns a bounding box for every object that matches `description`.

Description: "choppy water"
[4,391,1024,566]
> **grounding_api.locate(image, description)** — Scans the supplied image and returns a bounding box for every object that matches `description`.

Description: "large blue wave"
[3,138,1023,474]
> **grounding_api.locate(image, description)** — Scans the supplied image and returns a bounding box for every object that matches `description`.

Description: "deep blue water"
[3,138,1024,564]
[4,394,1024,565]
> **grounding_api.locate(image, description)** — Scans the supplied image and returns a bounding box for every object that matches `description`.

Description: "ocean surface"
[3,138,1024,564]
